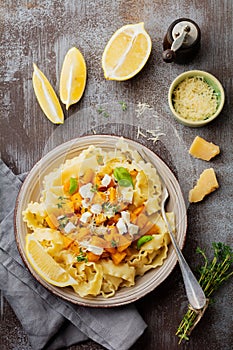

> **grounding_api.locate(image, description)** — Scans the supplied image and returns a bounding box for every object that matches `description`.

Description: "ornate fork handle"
[139,149,206,310]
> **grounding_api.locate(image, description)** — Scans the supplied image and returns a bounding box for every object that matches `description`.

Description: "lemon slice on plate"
[102,22,152,81]
[32,63,64,124]
[60,47,87,110]
[25,235,77,287]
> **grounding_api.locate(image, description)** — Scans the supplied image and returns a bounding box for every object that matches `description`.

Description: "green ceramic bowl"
[168,70,225,127]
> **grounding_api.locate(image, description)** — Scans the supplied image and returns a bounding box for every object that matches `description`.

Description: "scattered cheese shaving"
[137,126,165,144]
[146,129,165,144]
[135,102,152,116]
[137,126,147,139]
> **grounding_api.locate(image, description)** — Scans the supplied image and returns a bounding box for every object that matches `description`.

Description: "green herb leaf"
[56,196,69,209]
[97,106,110,118]
[69,177,78,195]
[90,184,99,193]
[97,155,104,165]
[58,215,69,229]
[113,167,133,188]
[137,235,153,250]
[119,101,127,111]
[77,248,88,263]
[111,240,117,248]
[97,106,104,114]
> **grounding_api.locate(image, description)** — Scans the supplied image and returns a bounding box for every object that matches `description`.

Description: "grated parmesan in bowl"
[168,70,225,127]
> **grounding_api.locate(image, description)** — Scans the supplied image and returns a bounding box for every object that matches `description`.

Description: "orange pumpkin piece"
[87,251,100,262]
[105,247,117,254]
[133,205,145,216]
[144,223,160,235]
[107,213,121,226]
[62,235,74,248]
[71,192,83,211]
[69,241,80,254]
[111,251,127,265]
[95,213,106,225]
[109,187,116,203]
[63,179,70,193]
[130,169,138,177]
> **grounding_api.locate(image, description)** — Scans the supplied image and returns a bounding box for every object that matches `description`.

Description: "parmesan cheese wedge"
[189,168,219,203]
[189,136,220,161]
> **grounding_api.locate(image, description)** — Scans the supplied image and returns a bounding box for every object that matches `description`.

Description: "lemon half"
[102,22,152,81]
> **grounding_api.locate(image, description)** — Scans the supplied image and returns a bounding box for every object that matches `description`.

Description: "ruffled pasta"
[23,139,175,298]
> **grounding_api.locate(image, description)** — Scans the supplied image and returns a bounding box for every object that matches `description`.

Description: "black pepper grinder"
[163,18,201,63]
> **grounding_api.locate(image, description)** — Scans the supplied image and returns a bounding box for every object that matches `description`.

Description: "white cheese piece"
[128,223,139,236]
[86,245,104,255]
[121,211,131,224]
[120,187,134,203]
[81,199,90,208]
[116,218,127,235]
[80,211,92,223]
[64,221,76,234]
[80,241,103,255]
[79,183,94,200]
[101,174,112,187]
[90,204,102,214]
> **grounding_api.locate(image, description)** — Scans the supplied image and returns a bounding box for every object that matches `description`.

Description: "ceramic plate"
[14,135,187,307]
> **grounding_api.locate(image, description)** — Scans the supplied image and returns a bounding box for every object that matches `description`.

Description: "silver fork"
[139,149,206,310]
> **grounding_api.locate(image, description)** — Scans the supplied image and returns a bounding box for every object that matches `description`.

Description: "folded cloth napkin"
[0,159,147,350]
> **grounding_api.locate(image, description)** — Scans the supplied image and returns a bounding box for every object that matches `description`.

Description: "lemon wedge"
[32,63,64,124]
[25,235,77,287]
[102,22,152,81]
[59,47,87,110]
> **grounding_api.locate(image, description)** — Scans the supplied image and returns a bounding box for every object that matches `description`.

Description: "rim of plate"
[14,135,187,307]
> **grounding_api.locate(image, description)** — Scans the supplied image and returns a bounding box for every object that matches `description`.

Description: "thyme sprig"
[176,242,233,344]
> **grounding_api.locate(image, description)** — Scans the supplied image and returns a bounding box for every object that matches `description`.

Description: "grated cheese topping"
[172,76,218,121]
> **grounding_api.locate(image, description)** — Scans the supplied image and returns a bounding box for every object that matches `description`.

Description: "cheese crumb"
[90,204,102,214]
[64,221,76,234]
[80,211,92,223]
[101,174,112,187]
[79,183,94,200]
[116,218,128,235]
[128,223,139,236]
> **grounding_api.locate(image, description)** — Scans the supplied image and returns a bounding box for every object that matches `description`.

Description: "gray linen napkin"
[0,159,147,350]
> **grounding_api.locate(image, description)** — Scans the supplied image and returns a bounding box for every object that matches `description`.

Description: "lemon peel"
[25,235,77,287]
[32,63,64,124]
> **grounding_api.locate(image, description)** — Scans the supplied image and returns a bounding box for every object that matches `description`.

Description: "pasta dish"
[23,139,175,298]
